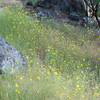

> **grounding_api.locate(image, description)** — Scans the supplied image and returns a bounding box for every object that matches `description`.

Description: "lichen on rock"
[0,37,27,74]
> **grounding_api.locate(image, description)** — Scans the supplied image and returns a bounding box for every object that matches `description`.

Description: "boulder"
[0,37,27,74]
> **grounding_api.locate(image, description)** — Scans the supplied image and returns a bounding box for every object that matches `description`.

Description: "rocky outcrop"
[0,37,27,74]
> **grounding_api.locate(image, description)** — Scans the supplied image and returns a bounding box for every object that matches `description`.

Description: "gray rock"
[0,37,27,74]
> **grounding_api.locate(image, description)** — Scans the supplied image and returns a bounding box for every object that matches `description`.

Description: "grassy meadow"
[0,6,100,100]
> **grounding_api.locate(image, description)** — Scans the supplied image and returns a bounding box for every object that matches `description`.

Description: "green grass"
[0,6,100,100]
[0,0,3,3]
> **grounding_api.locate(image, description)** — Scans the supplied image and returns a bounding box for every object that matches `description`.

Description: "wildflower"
[47,71,50,75]
[16,89,21,94]
[36,76,40,80]
[20,77,23,80]
[76,84,81,91]
[15,83,19,88]
[80,64,83,67]
[76,84,80,88]
[54,71,58,76]
[37,62,39,65]
[47,49,50,52]
[56,75,61,80]
[82,95,85,98]
[30,78,32,81]
[83,58,85,61]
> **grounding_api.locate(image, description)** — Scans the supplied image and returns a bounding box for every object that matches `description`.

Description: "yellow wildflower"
[30,78,32,81]
[16,89,21,94]
[37,76,40,80]
[20,77,23,80]
[54,71,58,76]
[47,71,50,75]
[15,83,19,88]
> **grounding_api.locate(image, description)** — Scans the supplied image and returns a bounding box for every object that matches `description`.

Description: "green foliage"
[0,0,3,4]
[0,6,99,75]
[0,6,100,100]
[96,0,100,3]
[0,64,100,100]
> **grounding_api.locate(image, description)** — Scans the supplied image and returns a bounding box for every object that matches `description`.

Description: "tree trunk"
[94,4,100,28]
[95,14,100,27]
